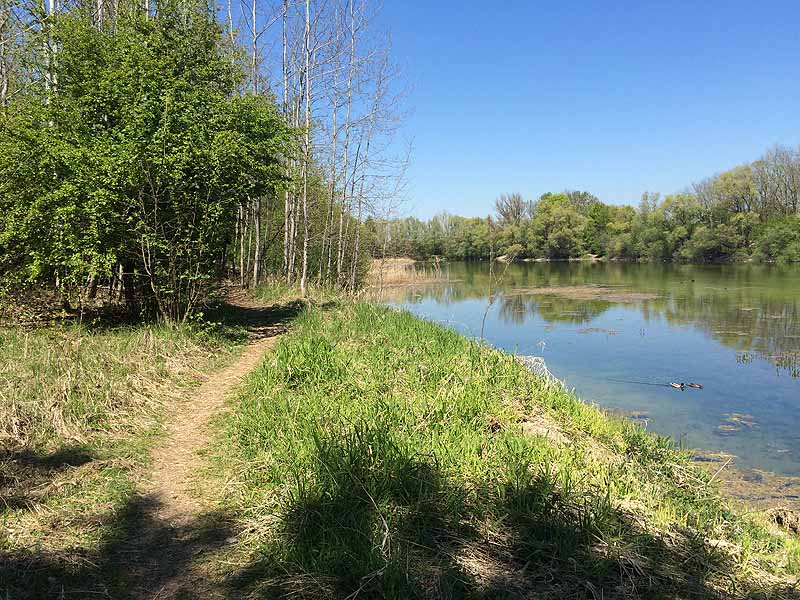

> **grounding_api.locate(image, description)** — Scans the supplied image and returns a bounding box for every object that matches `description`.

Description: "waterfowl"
[687,383,703,389]
[669,382,685,390]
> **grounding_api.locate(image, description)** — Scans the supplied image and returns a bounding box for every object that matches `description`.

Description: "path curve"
[145,334,276,524]
[126,301,298,599]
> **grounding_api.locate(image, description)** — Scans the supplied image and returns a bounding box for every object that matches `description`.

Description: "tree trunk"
[86,275,98,300]
[299,0,311,297]
[239,204,246,287]
[253,196,262,287]
[336,0,356,286]
[122,262,136,312]
[281,0,290,279]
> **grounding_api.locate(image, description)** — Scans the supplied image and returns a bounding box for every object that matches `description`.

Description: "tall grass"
[1,319,247,565]
[367,257,447,288]
[218,303,800,599]
[251,278,342,306]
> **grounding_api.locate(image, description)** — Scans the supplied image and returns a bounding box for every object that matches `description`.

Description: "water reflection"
[377,262,800,377]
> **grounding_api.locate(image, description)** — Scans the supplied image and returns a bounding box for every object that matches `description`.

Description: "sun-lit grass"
[251,278,343,306]
[217,302,800,599]
[0,317,248,582]
[367,257,448,288]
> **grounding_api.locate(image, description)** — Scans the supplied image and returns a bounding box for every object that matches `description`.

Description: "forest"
[369,144,800,265]
[0,0,405,321]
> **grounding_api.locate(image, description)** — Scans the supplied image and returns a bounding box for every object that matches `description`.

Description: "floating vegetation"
[691,451,737,464]
[726,413,757,427]
[716,414,758,436]
[718,424,741,434]
[507,285,660,303]
[577,327,620,335]
[693,451,800,511]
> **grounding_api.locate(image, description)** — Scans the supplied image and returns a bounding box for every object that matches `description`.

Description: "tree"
[527,193,587,259]
[754,218,800,264]
[584,201,612,255]
[494,192,531,225]
[565,190,600,213]
[714,165,757,214]
[0,0,290,321]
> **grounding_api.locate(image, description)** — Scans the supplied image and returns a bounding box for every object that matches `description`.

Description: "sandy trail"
[123,300,300,599]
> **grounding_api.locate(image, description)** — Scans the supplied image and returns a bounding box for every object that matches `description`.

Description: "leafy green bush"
[0,1,290,321]
[754,218,800,264]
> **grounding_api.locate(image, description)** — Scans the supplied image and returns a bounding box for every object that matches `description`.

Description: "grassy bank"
[217,302,800,599]
[0,314,249,594]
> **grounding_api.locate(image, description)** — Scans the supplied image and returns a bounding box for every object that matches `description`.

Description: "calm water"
[378,262,800,475]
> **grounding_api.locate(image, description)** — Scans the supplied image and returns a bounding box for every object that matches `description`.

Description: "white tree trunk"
[299,0,311,296]
[335,0,356,285]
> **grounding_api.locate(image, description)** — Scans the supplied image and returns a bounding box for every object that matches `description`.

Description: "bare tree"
[299,0,310,295]
[494,193,530,225]
[0,0,13,108]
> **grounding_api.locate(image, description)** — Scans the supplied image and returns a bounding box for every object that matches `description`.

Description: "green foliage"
[526,193,588,258]
[372,144,800,265]
[372,185,798,265]
[754,218,800,264]
[0,0,291,321]
[217,302,800,598]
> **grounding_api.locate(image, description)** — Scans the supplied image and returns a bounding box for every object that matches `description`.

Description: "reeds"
[367,257,447,288]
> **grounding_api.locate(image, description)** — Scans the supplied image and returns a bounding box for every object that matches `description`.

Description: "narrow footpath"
[122,300,299,599]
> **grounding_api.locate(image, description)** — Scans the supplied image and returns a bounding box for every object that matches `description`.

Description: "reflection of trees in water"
[659,296,800,377]
[498,295,610,325]
[497,294,530,324]
[378,262,800,377]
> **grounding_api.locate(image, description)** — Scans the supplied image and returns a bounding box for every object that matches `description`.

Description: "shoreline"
[509,355,800,513]
[214,301,800,596]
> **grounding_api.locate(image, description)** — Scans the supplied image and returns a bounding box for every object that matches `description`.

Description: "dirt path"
[122,301,300,599]
[145,334,277,524]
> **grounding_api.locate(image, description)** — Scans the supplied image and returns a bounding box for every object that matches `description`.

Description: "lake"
[376,261,800,475]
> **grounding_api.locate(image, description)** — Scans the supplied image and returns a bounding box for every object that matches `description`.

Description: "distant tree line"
[0,0,405,321]
[368,145,800,265]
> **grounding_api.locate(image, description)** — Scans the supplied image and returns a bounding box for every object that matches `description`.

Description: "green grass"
[0,317,249,594]
[251,279,333,305]
[217,302,800,599]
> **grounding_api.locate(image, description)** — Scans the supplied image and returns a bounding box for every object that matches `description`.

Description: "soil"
[122,297,301,599]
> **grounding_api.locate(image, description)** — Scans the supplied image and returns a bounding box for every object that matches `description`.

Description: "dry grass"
[367,257,449,288]
[0,318,247,571]
[0,325,240,449]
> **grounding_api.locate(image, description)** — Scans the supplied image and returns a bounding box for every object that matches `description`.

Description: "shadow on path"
[1,300,303,600]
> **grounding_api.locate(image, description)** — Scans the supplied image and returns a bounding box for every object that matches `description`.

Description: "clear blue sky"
[379,0,800,219]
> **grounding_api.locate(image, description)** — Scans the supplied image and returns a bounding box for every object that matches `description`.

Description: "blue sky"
[378,0,800,219]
